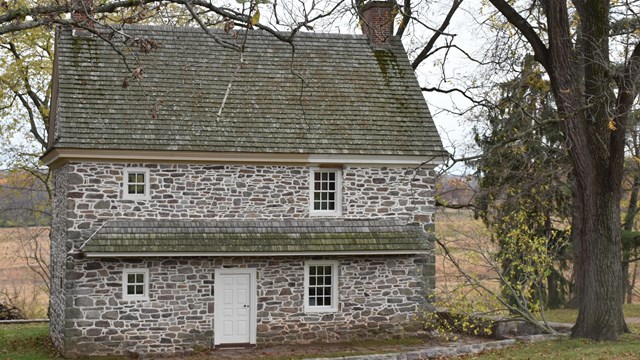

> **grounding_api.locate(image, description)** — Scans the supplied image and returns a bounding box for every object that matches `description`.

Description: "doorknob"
[243,304,249,308]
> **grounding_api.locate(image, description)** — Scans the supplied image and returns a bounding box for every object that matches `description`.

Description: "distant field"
[0,227,49,319]
[434,208,640,309]
[434,208,502,310]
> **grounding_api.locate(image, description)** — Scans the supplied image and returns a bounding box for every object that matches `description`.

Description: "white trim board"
[42,148,447,167]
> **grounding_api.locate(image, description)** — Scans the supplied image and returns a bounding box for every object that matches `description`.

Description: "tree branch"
[411,0,462,69]
[487,0,549,71]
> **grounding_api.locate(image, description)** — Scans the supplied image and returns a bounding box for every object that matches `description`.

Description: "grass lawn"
[541,304,640,324]
[467,334,640,360]
[470,304,640,359]
[0,323,59,360]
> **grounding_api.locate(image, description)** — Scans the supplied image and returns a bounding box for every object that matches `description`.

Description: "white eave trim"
[83,250,430,258]
[42,148,447,167]
[308,154,447,166]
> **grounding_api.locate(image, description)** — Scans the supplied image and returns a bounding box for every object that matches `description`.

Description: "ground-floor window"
[304,261,338,312]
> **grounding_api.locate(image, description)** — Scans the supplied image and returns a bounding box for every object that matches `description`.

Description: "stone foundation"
[61,255,434,357]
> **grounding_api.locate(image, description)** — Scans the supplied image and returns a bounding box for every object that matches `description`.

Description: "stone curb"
[304,334,565,360]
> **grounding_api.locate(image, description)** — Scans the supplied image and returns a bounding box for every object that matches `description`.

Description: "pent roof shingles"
[52,25,445,158]
[80,219,434,255]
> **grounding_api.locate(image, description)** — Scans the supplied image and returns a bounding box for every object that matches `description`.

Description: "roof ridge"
[97,24,369,40]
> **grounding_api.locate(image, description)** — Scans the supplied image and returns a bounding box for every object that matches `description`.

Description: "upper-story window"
[309,168,342,216]
[123,168,150,200]
[122,268,149,301]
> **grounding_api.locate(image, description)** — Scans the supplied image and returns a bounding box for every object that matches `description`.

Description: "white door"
[214,269,256,345]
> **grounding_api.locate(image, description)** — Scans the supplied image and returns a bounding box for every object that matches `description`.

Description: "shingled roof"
[51,25,445,157]
[80,219,434,256]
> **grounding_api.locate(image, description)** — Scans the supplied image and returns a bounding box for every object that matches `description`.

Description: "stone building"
[43,1,446,357]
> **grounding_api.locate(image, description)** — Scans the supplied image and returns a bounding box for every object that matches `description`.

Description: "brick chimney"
[71,0,94,29]
[359,1,396,48]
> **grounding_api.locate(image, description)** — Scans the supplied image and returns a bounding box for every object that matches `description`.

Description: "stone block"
[102,311,118,320]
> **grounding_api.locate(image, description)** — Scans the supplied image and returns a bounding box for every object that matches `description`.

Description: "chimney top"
[360,1,396,48]
[71,0,94,32]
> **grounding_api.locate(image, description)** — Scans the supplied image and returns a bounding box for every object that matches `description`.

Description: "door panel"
[218,273,252,344]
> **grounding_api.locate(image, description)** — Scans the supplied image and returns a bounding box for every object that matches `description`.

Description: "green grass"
[470,304,640,359]
[0,323,59,360]
[468,333,640,359]
[542,304,640,323]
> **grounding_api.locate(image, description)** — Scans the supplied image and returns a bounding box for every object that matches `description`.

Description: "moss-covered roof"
[51,25,445,157]
[80,219,434,255]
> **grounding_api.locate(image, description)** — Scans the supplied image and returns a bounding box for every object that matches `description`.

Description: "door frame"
[213,268,257,346]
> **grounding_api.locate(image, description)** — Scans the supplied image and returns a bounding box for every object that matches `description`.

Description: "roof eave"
[42,148,448,168]
[82,250,431,258]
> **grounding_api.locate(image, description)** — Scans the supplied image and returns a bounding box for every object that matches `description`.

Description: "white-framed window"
[309,168,342,216]
[304,261,338,313]
[123,168,150,200]
[122,268,149,301]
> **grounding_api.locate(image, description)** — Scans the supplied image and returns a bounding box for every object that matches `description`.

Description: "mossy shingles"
[81,219,433,254]
[52,25,445,157]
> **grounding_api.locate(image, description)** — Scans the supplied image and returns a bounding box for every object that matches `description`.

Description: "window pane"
[136,273,144,283]
[128,274,135,283]
[136,174,144,183]
[317,297,324,306]
[317,267,324,276]
[128,185,136,193]
[310,277,316,286]
[128,174,136,182]
[135,285,144,295]
[324,266,332,274]
[127,285,135,295]
[309,266,316,276]
[324,296,331,306]
[309,287,316,296]
[317,277,324,285]
[136,185,144,194]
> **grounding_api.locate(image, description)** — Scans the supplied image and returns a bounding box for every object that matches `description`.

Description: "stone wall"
[49,165,69,350]
[61,162,436,251]
[62,255,433,356]
[50,161,437,356]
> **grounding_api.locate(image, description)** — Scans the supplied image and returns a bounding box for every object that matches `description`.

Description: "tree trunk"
[622,175,640,303]
[570,173,628,339]
[630,262,638,303]
[544,0,628,340]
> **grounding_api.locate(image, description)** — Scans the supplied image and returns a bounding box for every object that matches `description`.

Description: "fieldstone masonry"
[50,162,437,356]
